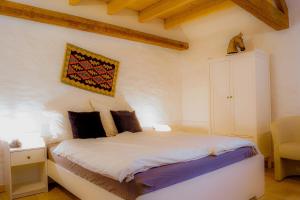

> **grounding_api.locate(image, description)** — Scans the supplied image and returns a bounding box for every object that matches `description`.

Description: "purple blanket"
[131,146,257,196]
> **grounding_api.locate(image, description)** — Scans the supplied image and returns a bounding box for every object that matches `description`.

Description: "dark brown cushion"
[110,111,142,133]
[68,111,106,139]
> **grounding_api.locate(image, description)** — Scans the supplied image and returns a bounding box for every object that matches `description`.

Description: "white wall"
[180,0,300,129]
[0,0,186,185]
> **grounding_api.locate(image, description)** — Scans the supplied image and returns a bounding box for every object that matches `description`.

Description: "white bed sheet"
[53,131,254,182]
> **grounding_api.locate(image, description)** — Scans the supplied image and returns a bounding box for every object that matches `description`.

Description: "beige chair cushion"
[279,142,300,160]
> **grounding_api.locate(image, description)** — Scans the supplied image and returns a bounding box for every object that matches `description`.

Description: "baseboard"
[0,185,4,193]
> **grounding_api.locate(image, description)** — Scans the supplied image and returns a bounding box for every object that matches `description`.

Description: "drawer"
[11,148,45,166]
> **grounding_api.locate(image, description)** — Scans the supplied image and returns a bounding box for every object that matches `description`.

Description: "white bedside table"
[3,137,48,199]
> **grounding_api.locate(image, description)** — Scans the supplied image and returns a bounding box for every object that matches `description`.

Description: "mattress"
[48,143,257,200]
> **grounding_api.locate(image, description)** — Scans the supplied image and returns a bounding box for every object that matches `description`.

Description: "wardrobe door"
[210,60,234,135]
[230,55,256,137]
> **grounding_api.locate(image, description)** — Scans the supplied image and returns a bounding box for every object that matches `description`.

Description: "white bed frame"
[48,154,264,200]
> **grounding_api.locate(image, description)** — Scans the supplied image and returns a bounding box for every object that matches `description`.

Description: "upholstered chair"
[271,116,300,181]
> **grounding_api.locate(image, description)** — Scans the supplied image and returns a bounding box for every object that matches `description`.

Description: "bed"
[47,131,264,200]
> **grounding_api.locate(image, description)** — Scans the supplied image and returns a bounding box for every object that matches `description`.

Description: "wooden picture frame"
[61,44,119,97]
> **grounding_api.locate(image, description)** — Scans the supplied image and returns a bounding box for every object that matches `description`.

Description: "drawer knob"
[27,156,31,159]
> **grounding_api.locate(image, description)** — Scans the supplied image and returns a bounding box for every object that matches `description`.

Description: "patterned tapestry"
[61,44,119,96]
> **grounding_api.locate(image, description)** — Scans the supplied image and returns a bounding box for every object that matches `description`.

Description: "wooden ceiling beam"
[139,0,195,23]
[274,0,288,14]
[69,0,81,6]
[0,1,188,50]
[231,0,289,30]
[165,0,231,29]
[107,0,137,15]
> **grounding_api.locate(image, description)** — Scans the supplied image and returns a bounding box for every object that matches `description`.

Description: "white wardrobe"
[209,50,271,158]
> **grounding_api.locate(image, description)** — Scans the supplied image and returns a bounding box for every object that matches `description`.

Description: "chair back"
[271,116,300,143]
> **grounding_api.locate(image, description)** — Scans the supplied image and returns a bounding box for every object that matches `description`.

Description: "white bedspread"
[53,131,254,182]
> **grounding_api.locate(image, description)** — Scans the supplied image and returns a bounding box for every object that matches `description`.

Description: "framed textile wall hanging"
[61,44,119,96]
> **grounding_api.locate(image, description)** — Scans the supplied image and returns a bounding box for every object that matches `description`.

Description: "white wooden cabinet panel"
[231,54,257,137]
[209,50,271,158]
[210,60,234,135]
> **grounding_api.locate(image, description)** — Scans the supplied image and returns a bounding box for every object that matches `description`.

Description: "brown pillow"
[68,111,106,139]
[110,111,142,133]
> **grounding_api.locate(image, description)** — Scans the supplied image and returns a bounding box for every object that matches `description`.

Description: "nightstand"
[3,137,48,199]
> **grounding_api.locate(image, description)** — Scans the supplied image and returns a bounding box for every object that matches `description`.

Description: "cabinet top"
[10,136,45,152]
[208,49,268,63]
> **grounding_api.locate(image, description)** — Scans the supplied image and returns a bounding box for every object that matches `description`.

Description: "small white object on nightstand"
[2,137,48,200]
[153,124,171,132]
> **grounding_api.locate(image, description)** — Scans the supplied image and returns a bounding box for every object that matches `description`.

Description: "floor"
[1,170,299,200]
[260,170,300,200]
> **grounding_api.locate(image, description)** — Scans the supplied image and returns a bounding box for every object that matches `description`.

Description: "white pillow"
[90,98,132,136]
[42,99,93,144]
